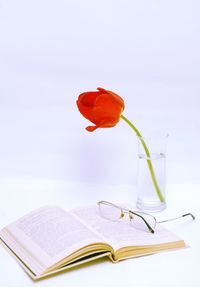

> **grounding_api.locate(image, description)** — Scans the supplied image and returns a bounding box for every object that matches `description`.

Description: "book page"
[71,205,183,251]
[0,206,107,275]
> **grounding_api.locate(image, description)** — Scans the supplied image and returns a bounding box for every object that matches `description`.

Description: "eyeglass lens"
[98,202,156,233]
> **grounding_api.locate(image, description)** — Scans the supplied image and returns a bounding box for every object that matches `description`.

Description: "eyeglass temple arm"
[130,211,155,234]
[158,213,195,223]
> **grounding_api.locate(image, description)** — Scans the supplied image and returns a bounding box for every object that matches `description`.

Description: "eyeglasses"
[98,201,195,233]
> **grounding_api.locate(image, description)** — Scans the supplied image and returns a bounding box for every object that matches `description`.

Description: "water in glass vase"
[136,152,166,212]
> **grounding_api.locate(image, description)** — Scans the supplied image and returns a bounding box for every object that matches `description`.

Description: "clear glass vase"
[136,133,168,212]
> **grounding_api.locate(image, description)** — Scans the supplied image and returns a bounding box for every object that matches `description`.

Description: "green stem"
[120,114,165,202]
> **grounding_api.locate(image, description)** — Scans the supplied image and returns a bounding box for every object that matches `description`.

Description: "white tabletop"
[0,179,199,287]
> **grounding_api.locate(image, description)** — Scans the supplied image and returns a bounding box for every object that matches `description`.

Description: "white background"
[0,0,200,186]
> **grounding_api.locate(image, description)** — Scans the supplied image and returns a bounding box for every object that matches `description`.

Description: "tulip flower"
[77,87,165,202]
[77,87,125,132]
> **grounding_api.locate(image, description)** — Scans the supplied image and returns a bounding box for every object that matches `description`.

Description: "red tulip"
[77,87,125,132]
[76,87,165,203]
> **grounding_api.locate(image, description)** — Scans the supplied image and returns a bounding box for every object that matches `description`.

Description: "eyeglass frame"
[98,200,195,234]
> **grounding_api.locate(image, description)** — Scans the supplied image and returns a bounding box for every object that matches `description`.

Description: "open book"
[0,205,185,280]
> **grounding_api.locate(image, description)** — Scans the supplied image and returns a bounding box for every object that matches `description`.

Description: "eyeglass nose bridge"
[121,211,151,231]
[129,212,134,221]
[119,209,129,220]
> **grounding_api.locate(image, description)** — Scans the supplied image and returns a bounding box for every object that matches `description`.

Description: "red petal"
[86,125,98,132]
[97,87,125,109]
[93,93,124,125]
[77,91,99,123]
